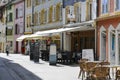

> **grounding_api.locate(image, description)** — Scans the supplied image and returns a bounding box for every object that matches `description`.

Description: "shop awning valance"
[16,35,30,42]
[16,27,81,41]
[35,27,80,35]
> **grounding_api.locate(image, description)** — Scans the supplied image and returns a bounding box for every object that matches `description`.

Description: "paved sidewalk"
[0,53,80,80]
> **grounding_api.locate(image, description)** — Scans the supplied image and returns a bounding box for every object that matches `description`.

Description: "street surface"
[0,53,80,80]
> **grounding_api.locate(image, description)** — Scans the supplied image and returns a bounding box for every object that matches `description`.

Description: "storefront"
[97,16,120,65]
[71,30,95,53]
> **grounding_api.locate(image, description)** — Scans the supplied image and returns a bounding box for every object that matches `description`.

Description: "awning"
[16,35,30,42]
[35,27,80,35]
[16,27,82,41]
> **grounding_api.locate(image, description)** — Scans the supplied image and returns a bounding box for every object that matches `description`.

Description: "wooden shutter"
[65,6,70,24]
[49,6,53,23]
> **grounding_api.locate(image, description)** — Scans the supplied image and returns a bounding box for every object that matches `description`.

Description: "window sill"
[100,13,110,18]
[114,11,120,15]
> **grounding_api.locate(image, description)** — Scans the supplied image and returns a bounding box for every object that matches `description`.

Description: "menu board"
[49,43,57,65]
[82,49,94,61]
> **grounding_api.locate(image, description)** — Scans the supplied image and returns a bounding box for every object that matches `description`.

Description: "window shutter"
[81,2,86,22]
[92,1,96,20]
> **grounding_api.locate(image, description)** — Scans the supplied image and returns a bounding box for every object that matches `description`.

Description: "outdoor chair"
[100,61,111,79]
[85,62,98,78]
[78,59,88,79]
[57,53,62,63]
[116,69,120,80]
[90,66,110,80]
[78,61,86,80]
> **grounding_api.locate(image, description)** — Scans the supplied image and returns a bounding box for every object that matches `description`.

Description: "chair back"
[92,66,110,78]
[100,61,110,66]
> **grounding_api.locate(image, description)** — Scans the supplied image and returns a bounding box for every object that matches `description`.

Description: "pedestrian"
[6,45,9,56]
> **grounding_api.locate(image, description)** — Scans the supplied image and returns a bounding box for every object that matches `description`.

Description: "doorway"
[16,41,18,53]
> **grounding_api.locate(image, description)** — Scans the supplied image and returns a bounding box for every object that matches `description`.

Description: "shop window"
[102,0,108,14]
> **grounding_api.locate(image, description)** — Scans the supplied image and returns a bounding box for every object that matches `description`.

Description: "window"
[6,27,13,35]
[16,9,18,19]
[9,13,13,22]
[116,0,120,10]
[102,0,109,14]
[18,7,23,17]
[27,0,31,7]
[15,24,18,34]
[74,3,81,22]
[7,5,12,10]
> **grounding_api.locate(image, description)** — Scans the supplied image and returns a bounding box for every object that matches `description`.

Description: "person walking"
[6,45,10,56]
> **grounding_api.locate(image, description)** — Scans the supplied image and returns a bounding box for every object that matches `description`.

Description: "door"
[16,41,18,53]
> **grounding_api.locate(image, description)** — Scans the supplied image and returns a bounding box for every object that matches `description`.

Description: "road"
[0,55,42,80]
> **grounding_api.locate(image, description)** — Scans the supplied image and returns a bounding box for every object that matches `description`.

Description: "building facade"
[24,0,63,51]
[63,0,97,59]
[14,0,25,53]
[96,0,120,64]
[5,2,14,53]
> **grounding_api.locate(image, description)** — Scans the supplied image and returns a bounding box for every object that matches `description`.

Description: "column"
[115,30,119,65]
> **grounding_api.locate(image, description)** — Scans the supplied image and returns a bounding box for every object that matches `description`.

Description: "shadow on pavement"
[0,57,43,80]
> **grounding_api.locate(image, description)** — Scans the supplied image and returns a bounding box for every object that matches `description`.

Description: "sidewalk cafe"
[78,59,120,80]
[16,27,82,64]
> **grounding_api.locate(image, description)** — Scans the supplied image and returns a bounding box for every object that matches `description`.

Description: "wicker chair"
[78,61,86,79]
[78,59,88,79]
[91,66,110,80]
[85,62,98,78]
[116,69,120,80]
[100,61,110,65]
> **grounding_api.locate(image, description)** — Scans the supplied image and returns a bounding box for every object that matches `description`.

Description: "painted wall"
[6,4,14,53]
[14,1,24,53]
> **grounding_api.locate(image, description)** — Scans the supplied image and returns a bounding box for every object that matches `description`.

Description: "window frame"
[101,0,109,15]
[115,0,120,11]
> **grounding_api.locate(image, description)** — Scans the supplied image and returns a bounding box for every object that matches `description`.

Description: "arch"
[116,23,120,30]
[100,26,106,32]
[108,25,115,31]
